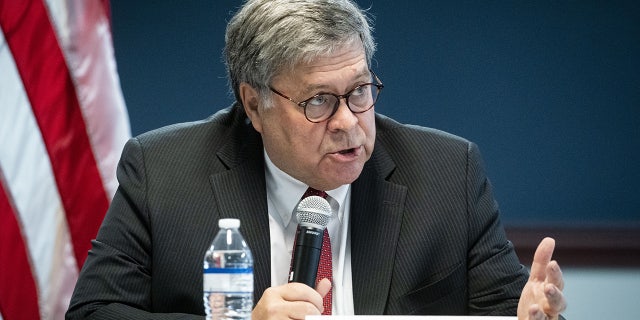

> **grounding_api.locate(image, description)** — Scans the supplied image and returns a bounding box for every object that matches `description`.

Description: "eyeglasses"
[269,70,384,123]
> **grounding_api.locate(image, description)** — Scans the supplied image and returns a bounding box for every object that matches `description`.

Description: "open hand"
[517,237,567,320]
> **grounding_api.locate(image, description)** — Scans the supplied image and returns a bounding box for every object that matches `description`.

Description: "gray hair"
[224,0,376,106]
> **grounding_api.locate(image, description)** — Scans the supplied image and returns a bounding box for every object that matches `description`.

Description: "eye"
[307,94,331,106]
[350,85,369,97]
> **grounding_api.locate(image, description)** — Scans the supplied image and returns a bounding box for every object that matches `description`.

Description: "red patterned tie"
[291,187,332,315]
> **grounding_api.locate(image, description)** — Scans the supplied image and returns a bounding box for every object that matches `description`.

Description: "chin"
[333,167,364,186]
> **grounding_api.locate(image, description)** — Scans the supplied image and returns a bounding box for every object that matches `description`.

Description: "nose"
[327,97,358,131]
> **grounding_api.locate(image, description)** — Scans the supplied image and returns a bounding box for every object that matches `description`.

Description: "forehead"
[276,41,369,91]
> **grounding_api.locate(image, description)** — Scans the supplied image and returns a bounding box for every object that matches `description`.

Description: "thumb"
[315,278,332,298]
[530,237,556,281]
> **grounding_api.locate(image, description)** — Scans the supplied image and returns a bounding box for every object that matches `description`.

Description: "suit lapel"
[208,111,272,305]
[351,140,407,314]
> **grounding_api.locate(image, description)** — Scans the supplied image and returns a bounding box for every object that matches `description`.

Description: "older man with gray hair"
[67,1,567,319]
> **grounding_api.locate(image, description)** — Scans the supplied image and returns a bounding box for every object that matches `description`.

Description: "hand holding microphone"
[253,194,334,319]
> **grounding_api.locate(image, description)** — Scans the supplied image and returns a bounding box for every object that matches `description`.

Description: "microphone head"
[295,195,332,229]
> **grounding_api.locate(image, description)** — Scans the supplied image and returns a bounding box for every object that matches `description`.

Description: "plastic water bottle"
[203,218,253,320]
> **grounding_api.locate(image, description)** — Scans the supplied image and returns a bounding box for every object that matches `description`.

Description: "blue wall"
[110,1,639,227]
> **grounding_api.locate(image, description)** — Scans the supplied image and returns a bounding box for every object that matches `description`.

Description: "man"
[67,0,566,319]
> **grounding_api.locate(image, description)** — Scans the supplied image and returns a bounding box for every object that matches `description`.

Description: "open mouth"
[337,148,356,155]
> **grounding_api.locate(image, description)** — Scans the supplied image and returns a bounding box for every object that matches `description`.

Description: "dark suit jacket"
[67,104,528,319]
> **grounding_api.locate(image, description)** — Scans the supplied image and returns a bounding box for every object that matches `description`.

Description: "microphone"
[289,195,332,287]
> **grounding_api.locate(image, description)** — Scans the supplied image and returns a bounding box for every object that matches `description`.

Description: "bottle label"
[203,267,253,293]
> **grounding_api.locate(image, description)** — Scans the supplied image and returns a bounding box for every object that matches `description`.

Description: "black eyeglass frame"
[269,70,384,123]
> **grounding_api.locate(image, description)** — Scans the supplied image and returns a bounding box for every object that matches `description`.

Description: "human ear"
[239,82,263,133]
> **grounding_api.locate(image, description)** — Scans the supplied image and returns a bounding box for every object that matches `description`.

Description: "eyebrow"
[301,69,372,95]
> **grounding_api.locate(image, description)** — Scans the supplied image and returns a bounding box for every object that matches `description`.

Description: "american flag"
[0,1,130,319]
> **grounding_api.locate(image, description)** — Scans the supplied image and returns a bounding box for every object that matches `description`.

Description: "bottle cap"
[218,218,240,229]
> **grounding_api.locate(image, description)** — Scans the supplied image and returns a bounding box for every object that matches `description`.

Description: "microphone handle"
[289,226,324,287]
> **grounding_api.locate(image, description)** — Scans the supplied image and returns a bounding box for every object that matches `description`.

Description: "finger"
[528,304,547,320]
[530,237,555,281]
[279,282,319,302]
[314,278,332,314]
[283,283,325,319]
[546,260,564,290]
[253,285,321,320]
[544,283,567,315]
[316,278,332,299]
[280,282,325,313]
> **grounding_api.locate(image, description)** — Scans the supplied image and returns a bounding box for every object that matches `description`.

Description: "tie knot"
[303,187,327,199]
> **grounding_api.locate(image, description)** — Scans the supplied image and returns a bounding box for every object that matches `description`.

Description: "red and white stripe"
[0,1,130,319]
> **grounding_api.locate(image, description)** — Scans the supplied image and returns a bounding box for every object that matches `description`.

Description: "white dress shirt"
[264,150,354,315]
